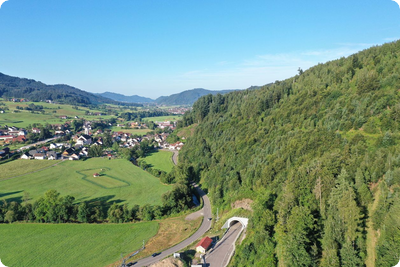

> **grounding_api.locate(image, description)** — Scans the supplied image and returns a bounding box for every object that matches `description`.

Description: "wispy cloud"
[383,37,400,42]
[176,41,389,89]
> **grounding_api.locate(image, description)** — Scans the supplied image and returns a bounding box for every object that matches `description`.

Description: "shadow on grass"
[0,190,23,199]
[4,196,23,203]
[78,195,125,215]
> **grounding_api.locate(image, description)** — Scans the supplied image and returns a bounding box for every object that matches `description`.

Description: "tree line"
[0,183,193,224]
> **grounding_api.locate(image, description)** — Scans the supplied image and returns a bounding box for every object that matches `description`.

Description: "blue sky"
[0,0,399,99]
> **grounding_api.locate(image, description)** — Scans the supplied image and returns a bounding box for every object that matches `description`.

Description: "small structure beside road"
[196,236,213,254]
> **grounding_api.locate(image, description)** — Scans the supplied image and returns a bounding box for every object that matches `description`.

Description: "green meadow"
[141,150,174,173]
[143,115,182,122]
[0,158,172,206]
[0,222,158,267]
[0,101,115,128]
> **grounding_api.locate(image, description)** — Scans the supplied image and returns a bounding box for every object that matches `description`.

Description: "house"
[170,142,184,150]
[50,143,68,150]
[76,134,92,146]
[93,173,100,177]
[46,151,58,160]
[0,135,14,142]
[18,129,27,136]
[196,237,213,254]
[62,147,75,158]
[29,149,45,157]
[69,153,80,160]
[32,127,41,134]
[12,136,27,143]
[49,143,58,149]
[0,148,10,158]
[21,152,32,160]
[34,153,46,160]
[79,147,89,157]
[8,130,20,136]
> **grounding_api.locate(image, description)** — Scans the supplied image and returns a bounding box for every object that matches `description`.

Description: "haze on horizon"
[0,0,399,99]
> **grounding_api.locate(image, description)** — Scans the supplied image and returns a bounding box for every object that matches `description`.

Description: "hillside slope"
[178,40,400,266]
[0,73,137,106]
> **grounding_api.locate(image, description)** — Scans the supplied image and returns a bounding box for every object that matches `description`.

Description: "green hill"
[178,40,400,266]
[0,72,141,106]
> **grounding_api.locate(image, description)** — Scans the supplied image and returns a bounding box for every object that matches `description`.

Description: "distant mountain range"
[100,88,239,106]
[0,72,247,106]
[97,92,154,103]
[155,88,238,105]
[0,72,139,106]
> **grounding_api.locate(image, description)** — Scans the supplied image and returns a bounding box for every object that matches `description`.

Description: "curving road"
[205,222,242,267]
[133,182,212,267]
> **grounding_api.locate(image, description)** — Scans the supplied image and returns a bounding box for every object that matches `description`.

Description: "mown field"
[0,160,59,181]
[141,150,174,173]
[0,158,172,206]
[0,101,116,128]
[143,115,182,122]
[0,222,158,267]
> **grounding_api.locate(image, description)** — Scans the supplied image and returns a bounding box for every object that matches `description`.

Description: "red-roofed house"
[196,236,213,254]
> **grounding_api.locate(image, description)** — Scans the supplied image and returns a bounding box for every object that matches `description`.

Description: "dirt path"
[366,186,381,267]
[0,160,65,181]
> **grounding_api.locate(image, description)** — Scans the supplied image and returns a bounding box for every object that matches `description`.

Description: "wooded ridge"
[177,40,400,266]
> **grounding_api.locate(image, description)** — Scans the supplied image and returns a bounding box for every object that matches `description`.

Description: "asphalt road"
[17,137,57,151]
[204,222,242,267]
[133,183,212,267]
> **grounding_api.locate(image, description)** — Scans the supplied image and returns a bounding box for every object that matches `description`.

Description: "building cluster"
[17,122,184,161]
[156,121,176,130]
[166,107,191,115]
[0,126,27,144]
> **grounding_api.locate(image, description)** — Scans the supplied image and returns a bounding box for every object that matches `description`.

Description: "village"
[0,119,184,161]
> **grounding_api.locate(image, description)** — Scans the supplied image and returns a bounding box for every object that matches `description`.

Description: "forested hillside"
[0,73,139,106]
[178,40,400,266]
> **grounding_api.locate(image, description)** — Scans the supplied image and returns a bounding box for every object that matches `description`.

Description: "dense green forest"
[178,40,400,266]
[0,72,141,106]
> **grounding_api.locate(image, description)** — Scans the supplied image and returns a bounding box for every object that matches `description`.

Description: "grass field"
[0,101,115,128]
[143,115,182,122]
[0,158,172,206]
[0,222,158,267]
[0,160,58,181]
[140,150,174,173]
